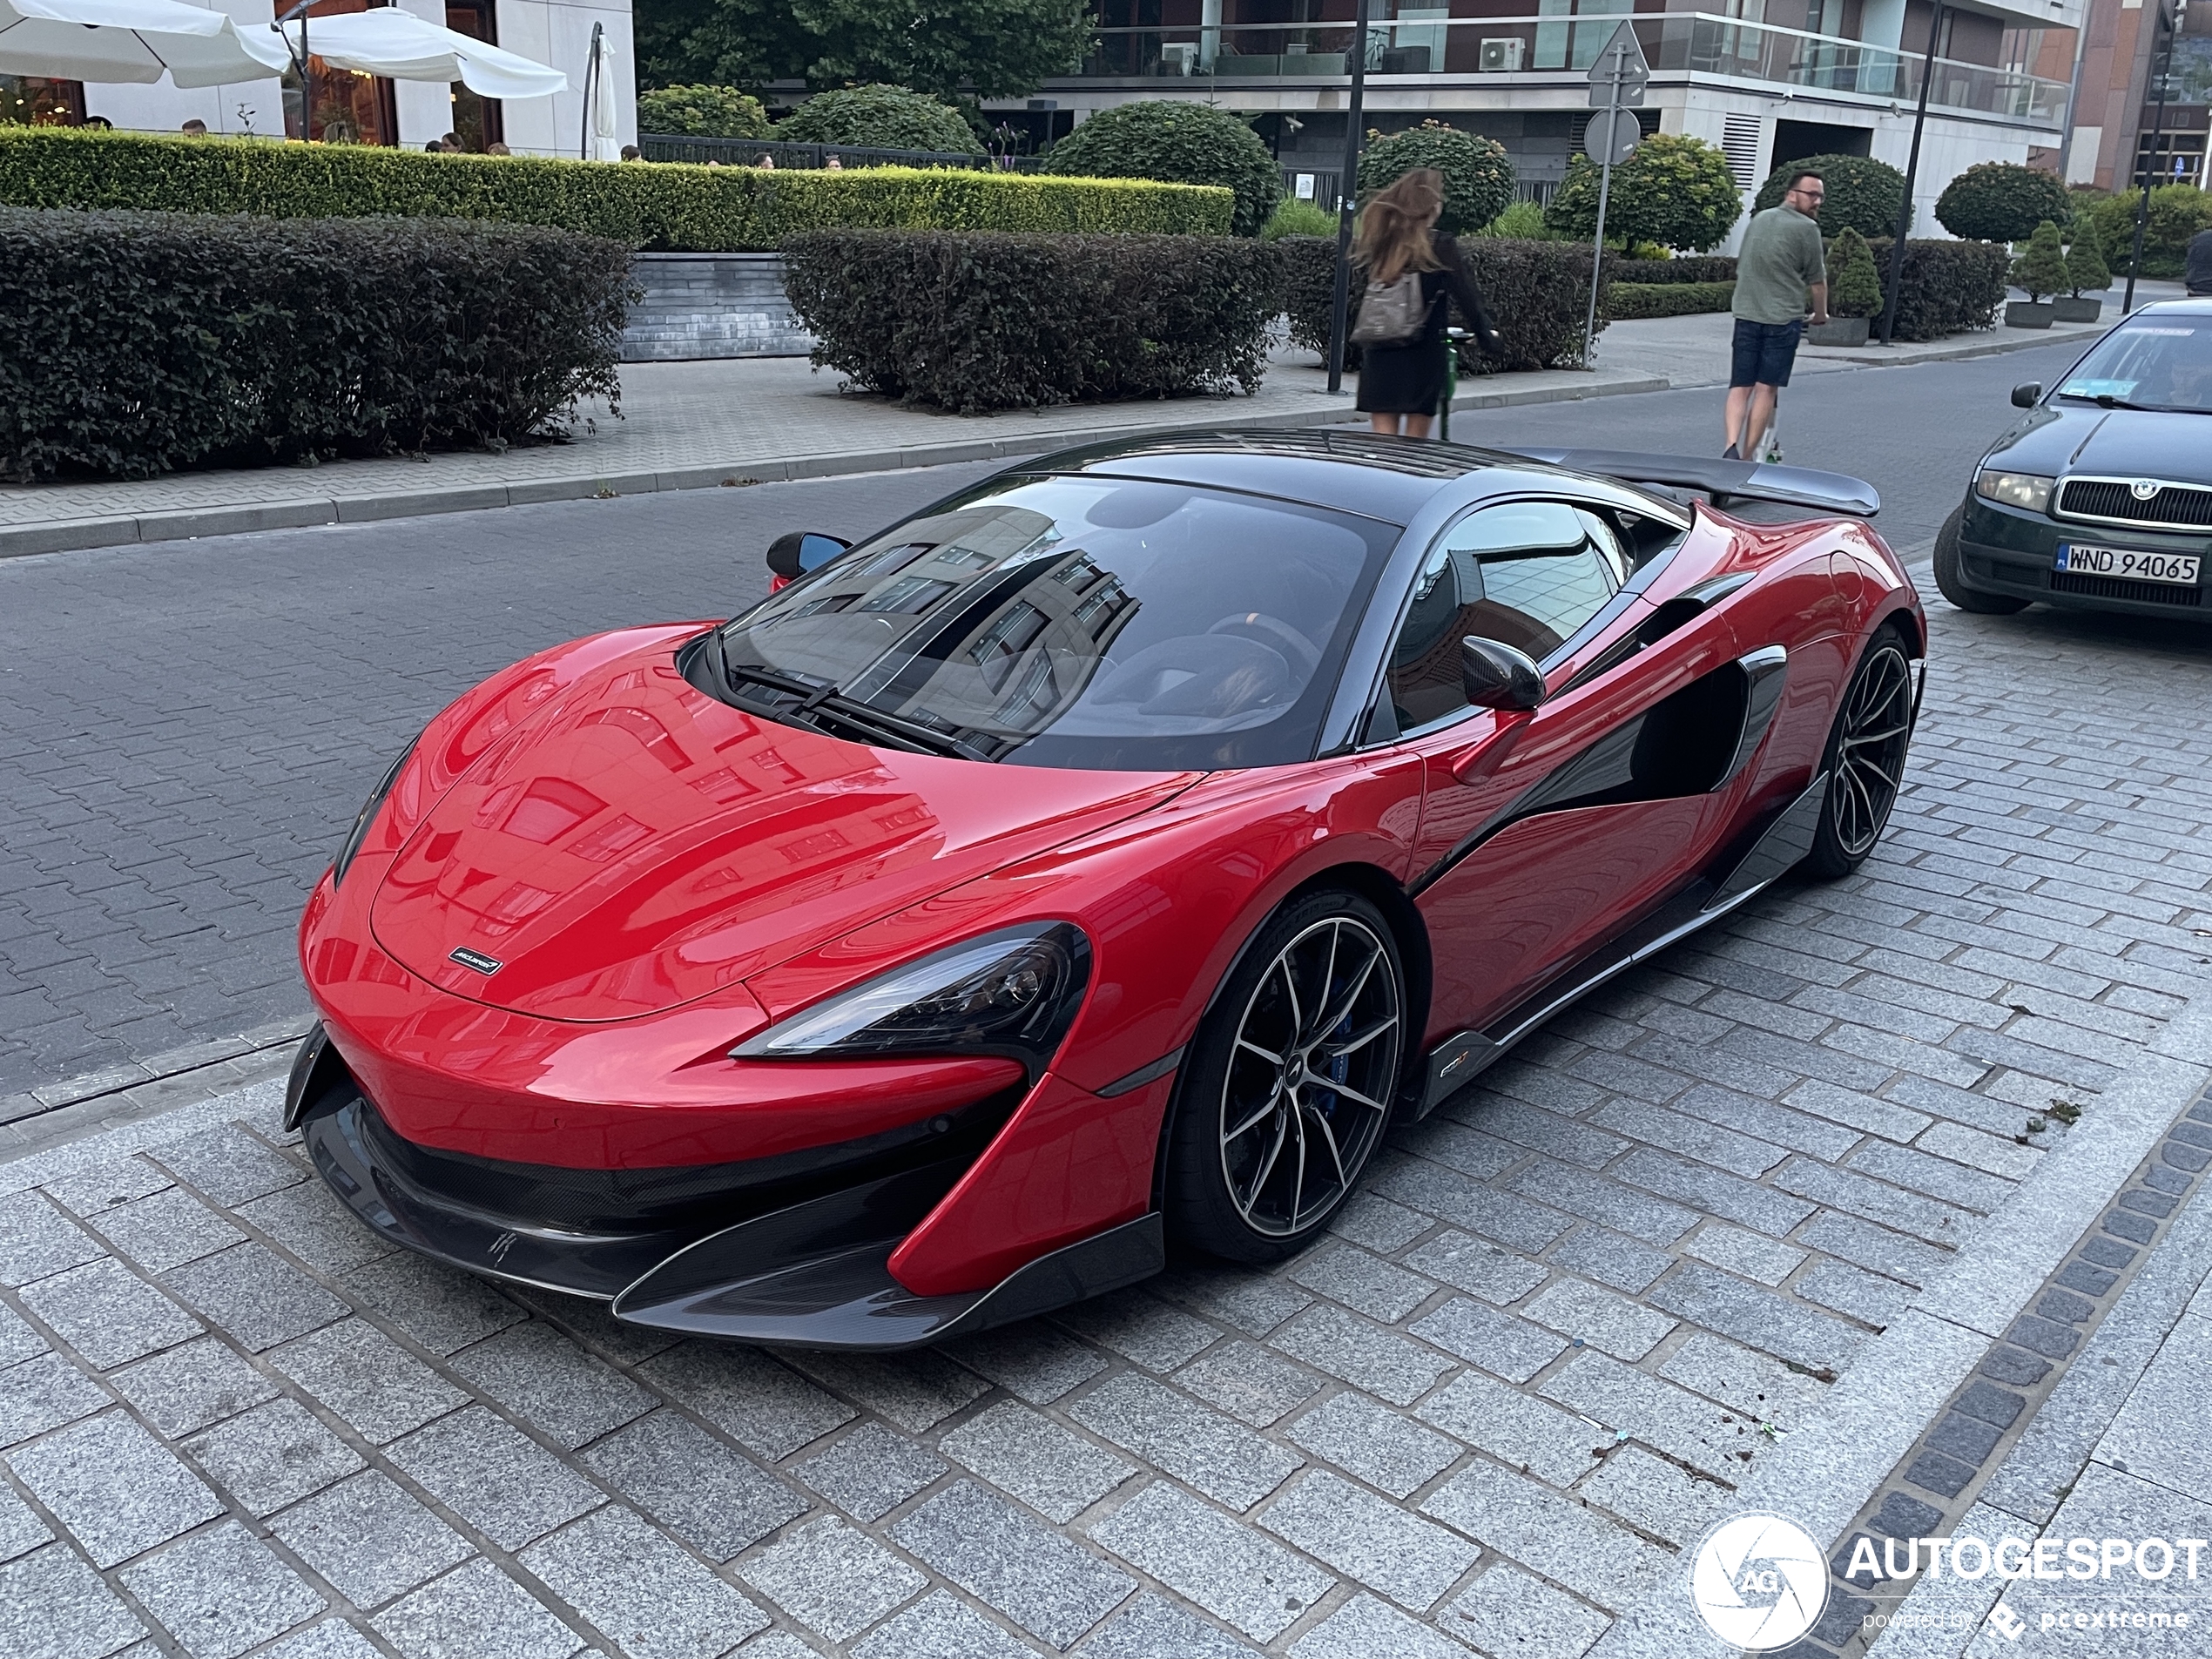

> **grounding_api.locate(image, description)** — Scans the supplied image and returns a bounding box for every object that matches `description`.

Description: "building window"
[444,0,502,151]
[1,76,85,126]
[280,0,401,145]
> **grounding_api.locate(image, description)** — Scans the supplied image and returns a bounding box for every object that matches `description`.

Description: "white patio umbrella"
[584,23,616,159]
[272,7,564,99]
[0,0,289,87]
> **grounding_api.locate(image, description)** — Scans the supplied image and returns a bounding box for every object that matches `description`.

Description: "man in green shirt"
[1725,170,1830,461]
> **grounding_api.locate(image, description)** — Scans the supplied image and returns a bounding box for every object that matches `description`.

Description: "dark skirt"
[1357,339,1447,415]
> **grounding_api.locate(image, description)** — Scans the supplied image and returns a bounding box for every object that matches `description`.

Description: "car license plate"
[2054,543,2202,585]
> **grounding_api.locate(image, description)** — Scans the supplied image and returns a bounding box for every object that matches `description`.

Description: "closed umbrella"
[587,24,616,160]
[0,0,289,86]
[273,7,563,98]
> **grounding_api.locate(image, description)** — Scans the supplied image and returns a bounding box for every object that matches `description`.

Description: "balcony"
[1062,13,2069,127]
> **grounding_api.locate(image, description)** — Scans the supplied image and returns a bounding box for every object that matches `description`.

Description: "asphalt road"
[0,336,2134,1097]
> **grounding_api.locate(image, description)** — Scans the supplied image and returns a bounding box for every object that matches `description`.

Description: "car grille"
[2056,477,2212,530]
[2049,570,2203,607]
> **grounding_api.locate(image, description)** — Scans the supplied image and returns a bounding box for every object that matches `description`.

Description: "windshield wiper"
[2087,394,2212,415]
[714,651,994,762]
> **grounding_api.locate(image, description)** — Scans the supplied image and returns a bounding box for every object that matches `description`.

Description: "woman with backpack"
[1352,169,1503,438]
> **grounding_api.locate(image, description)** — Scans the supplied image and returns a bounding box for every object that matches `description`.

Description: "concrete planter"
[2006,301,2055,330]
[1805,317,1871,347]
[622,253,815,362]
[2051,296,2103,323]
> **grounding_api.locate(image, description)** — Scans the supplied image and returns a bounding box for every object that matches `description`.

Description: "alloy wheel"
[1831,643,1913,857]
[1218,915,1402,1238]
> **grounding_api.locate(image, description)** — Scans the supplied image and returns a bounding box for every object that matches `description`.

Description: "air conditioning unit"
[1480,37,1524,71]
[1158,41,1198,74]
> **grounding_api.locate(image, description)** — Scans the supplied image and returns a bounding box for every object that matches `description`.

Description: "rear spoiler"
[1505,448,1880,519]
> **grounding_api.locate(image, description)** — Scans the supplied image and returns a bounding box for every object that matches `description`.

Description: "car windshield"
[2054,320,2212,413]
[714,475,1401,770]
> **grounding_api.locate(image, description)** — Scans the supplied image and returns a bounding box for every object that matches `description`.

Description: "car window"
[1381,502,1629,732]
[715,476,1402,771]
[2055,320,2212,413]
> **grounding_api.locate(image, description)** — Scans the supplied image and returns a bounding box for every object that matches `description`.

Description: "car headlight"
[331,739,417,889]
[1974,470,2054,514]
[734,923,1090,1078]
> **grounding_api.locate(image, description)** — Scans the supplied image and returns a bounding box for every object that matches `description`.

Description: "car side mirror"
[765,531,850,580]
[1460,637,1545,711]
[2010,382,2042,408]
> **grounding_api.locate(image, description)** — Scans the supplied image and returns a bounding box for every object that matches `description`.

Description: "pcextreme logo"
[1689,1513,1830,1651]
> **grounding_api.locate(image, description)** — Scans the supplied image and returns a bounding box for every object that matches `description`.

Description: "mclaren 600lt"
[289,430,1922,1349]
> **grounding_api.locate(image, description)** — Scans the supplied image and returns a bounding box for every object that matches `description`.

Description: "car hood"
[1986,405,2212,484]
[369,635,1195,1021]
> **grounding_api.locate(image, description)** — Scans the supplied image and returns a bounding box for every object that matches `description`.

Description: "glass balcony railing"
[1065,14,2068,126]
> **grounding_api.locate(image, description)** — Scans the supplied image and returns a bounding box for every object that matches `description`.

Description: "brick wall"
[620,253,815,362]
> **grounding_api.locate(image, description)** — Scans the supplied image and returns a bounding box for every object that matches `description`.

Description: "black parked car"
[1937,298,2212,619]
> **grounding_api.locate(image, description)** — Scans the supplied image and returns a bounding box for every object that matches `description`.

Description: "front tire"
[1932,507,2029,615]
[1803,625,1916,880]
[1163,891,1407,1264]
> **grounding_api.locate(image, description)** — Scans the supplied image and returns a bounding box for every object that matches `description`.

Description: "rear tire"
[1163,890,1407,1264]
[1932,506,2029,615]
[1803,624,1916,880]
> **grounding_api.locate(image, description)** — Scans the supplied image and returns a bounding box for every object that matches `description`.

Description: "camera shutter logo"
[1689,1513,1830,1651]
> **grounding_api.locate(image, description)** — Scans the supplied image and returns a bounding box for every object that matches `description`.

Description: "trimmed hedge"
[2086,184,2212,279]
[1278,235,1605,371]
[1358,122,1514,237]
[1547,135,1742,253]
[1607,280,1733,320]
[0,207,628,482]
[777,85,982,156]
[1936,161,2073,245]
[1753,154,1909,239]
[1608,255,1736,286]
[0,128,1232,249]
[782,230,1277,413]
[1043,101,1281,237]
[637,85,770,139]
[1865,237,2010,341]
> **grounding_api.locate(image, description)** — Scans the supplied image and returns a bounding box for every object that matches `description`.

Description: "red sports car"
[289,430,1923,1349]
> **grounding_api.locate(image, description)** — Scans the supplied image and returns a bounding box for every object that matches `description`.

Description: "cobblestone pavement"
[3,579,2210,1656]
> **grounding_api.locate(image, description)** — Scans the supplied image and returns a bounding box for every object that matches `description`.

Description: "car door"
[1384,498,1777,1045]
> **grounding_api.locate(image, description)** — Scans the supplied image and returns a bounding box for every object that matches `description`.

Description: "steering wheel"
[1209,613,1321,681]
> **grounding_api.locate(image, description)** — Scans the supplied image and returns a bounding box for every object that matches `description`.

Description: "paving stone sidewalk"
[3,589,2209,1659]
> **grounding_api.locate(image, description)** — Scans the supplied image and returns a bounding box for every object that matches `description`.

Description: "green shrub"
[1607,254,1736,285]
[1606,280,1734,320]
[0,206,626,483]
[1826,227,1883,318]
[1277,234,1605,371]
[0,128,1230,248]
[1044,100,1280,236]
[1478,199,1552,239]
[782,229,1276,412]
[637,84,770,138]
[2087,183,2212,278]
[1262,196,1338,240]
[1935,161,2073,245]
[1864,237,2010,340]
[2066,216,2110,295]
[1546,134,1741,253]
[2008,219,2069,301]
[1357,121,1514,237]
[1752,154,1909,239]
[775,84,981,155]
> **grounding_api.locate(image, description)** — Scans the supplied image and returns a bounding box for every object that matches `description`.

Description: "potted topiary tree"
[2006,219,2068,327]
[2056,217,2109,321]
[1810,226,1883,345]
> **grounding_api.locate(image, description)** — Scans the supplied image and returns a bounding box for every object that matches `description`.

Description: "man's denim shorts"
[1730,317,1804,388]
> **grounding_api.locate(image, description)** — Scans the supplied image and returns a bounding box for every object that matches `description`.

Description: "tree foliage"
[1546,133,1741,252]
[776,84,981,153]
[1752,153,1909,239]
[2008,219,2069,301]
[636,84,769,138]
[2065,216,2110,296]
[1356,121,1514,237]
[1935,161,2074,244]
[1044,100,1281,236]
[1826,226,1884,317]
[636,0,1094,102]
[2085,183,2212,279]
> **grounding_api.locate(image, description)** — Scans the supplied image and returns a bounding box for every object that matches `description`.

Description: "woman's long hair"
[1354,169,1445,285]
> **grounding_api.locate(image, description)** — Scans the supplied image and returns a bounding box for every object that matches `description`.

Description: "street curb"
[1587,989,2212,1659]
[1807,324,2105,371]
[0,373,1669,562]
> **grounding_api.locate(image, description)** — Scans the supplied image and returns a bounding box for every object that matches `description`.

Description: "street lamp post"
[2123,0,2179,314]
[1878,0,1944,347]
[1325,0,1374,396]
